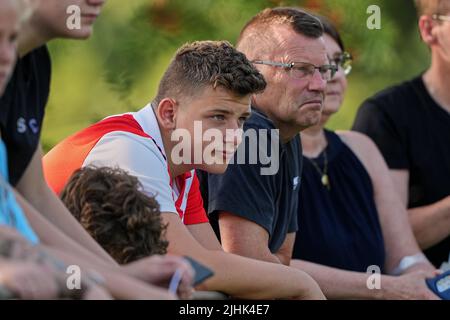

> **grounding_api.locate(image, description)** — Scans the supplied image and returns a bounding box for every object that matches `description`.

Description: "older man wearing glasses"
[199,7,336,267]
[353,0,450,270]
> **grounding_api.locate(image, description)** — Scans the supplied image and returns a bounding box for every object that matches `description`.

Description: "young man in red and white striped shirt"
[44,40,325,299]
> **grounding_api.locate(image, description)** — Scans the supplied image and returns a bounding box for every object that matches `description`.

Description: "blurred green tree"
[42,0,429,151]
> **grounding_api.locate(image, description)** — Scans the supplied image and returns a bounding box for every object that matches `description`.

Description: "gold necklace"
[307,149,330,190]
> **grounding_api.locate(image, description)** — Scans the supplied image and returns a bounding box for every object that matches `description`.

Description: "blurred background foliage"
[42,0,429,151]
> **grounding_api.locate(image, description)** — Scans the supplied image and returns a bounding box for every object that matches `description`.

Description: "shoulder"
[82,131,173,200]
[242,111,281,156]
[0,47,51,113]
[90,130,166,164]
[337,130,377,152]
[31,45,51,62]
[245,109,276,131]
[336,130,389,181]
[25,45,52,80]
[359,77,422,115]
[336,131,381,167]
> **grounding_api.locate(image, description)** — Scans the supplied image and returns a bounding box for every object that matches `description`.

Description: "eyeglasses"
[330,52,353,76]
[252,60,338,81]
[432,14,450,22]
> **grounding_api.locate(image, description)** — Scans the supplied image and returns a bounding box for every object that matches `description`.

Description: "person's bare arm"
[187,223,223,251]
[161,212,325,299]
[217,212,283,264]
[15,145,115,263]
[275,233,296,266]
[390,170,450,250]
[338,131,434,273]
[41,246,176,300]
[216,212,295,266]
[0,259,62,300]
[0,227,176,300]
[15,189,194,296]
[290,260,438,300]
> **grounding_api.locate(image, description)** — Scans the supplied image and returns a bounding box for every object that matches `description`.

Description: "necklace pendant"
[321,174,330,189]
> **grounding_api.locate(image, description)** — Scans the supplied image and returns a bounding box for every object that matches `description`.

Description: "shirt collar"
[134,103,167,159]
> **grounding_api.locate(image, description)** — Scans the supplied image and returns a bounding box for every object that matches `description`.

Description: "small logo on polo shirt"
[17,117,39,134]
[293,176,300,190]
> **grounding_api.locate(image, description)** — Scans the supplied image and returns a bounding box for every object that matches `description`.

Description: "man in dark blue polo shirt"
[200,7,334,265]
[204,107,302,256]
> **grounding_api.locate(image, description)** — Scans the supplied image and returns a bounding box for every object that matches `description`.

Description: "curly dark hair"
[60,166,168,264]
[154,40,267,104]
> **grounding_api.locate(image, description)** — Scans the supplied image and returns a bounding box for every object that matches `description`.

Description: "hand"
[0,227,29,245]
[0,261,60,299]
[383,271,441,300]
[58,271,113,300]
[403,262,440,275]
[122,255,194,299]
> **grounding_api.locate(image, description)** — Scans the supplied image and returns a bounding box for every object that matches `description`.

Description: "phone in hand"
[426,270,450,300]
[168,256,214,295]
[183,256,214,286]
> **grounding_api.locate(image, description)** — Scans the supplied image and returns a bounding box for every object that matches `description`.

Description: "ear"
[418,15,437,46]
[250,94,258,107]
[155,98,178,130]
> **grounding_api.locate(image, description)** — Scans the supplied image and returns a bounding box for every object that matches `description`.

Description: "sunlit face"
[322,33,348,122]
[0,0,20,96]
[431,10,450,66]
[173,86,251,174]
[32,0,106,39]
[252,26,328,131]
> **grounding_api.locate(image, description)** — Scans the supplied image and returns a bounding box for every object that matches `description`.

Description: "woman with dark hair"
[290,15,439,299]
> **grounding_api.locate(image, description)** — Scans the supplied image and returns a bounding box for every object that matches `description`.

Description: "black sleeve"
[0,46,51,186]
[206,127,277,236]
[352,99,409,169]
[288,199,299,234]
[288,139,301,234]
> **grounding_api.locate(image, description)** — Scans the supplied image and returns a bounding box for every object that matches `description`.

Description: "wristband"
[391,253,428,276]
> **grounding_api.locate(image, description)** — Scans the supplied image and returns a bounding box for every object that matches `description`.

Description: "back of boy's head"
[60,166,168,264]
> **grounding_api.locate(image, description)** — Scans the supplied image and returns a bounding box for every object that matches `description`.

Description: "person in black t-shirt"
[201,8,334,267]
[200,107,303,257]
[353,0,450,268]
[0,46,51,186]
